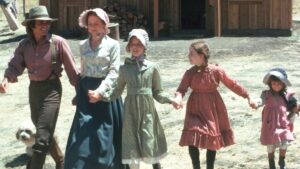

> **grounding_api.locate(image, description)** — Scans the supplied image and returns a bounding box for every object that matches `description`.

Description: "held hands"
[87,90,102,103]
[0,77,8,93]
[247,96,257,109]
[171,94,183,110]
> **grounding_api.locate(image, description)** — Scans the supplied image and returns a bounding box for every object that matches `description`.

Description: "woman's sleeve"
[217,67,249,98]
[96,42,120,96]
[152,66,172,104]
[102,66,126,101]
[175,70,190,98]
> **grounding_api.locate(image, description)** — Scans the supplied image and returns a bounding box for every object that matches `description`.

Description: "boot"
[29,152,47,169]
[269,159,276,169]
[192,163,201,169]
[153,163,161,169]
[278,156,286,169]
[26,159,31,169]
[49,138,64,169]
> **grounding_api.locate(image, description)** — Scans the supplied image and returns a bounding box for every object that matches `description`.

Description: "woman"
[64,8,124,169]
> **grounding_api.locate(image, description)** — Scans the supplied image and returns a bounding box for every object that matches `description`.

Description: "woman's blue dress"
[64,77,124,169]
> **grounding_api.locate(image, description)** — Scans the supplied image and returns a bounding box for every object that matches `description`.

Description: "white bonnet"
[128,29,149,48]
[263,68,291,86]
[78,8,109,28]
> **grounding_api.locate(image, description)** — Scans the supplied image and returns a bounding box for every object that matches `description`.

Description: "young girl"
[251,68,299,169]
[175,41,253,169]
[99,29,179,169]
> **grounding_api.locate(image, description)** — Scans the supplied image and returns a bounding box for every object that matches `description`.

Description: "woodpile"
[103,2,150,38]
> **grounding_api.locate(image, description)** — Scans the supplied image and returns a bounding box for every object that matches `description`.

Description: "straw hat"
[22,6,57,26]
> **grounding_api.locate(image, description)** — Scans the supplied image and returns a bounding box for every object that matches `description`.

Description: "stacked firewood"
[103,2,150,38]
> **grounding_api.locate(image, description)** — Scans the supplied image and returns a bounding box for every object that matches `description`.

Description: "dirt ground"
[1,1,300,169]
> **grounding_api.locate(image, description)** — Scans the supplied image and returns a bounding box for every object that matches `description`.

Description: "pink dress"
[259,90,294,145]
[176,64,248,150]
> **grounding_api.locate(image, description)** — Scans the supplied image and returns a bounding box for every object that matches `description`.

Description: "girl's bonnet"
[263,68,291,86]
[127,29,149,49]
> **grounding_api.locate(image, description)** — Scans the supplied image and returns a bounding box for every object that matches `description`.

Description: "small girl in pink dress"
[251,68,299,169]
[174,41,253,169]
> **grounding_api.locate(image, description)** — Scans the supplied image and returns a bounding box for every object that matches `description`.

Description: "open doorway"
[181,0,206,30]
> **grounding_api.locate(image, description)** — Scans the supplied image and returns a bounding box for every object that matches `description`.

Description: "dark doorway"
[181,0,206,30]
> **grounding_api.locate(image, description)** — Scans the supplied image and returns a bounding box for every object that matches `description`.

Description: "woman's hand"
[87,90,102,103]
[171,99,182,109]
[171,93,183,109]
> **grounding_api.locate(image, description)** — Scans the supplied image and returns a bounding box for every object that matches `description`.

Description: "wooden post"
[214,0,221,36]
[153,0,159,38]
[23,0,26,16]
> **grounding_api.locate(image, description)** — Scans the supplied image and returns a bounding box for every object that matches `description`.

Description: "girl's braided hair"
[190,41,210,63]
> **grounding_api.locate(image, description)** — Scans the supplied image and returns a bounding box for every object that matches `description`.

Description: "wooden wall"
[118,0,153,21]
[40,0,292,36]
[222,0,292,31]
[40,0,90,31]
[159,0,180,31]
[40,0,155,32]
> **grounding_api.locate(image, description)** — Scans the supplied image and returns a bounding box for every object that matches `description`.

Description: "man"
[0,6,79,169]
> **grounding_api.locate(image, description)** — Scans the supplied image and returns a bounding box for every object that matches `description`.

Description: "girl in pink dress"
[175,41,253,169]
[251,68,299,169]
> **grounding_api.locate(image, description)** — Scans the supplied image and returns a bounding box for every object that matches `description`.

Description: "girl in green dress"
[104,29,180,169]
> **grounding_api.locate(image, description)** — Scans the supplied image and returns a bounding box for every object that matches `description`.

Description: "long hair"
[25,20,36,38]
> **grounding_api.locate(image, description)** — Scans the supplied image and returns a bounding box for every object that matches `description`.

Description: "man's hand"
[0,77,8,93]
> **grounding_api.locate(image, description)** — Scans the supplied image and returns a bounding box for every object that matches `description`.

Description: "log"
[104,3,150,37]
[0,3,18,31]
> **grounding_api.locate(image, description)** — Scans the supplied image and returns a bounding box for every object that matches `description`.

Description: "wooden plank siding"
[40,0,292,36]
[224,0,291,31]
[226,0,264,29]
[58,0,88,31]
[227,3,239,29]
[158,0,179,31]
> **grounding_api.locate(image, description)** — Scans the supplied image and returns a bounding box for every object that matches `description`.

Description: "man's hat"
[22,6,57,26]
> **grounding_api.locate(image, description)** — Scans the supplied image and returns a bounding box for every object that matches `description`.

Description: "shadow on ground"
[4,154,28,168]
[0,34,26,44]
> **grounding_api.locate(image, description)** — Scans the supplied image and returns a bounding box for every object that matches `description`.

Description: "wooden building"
[39,0,292,37]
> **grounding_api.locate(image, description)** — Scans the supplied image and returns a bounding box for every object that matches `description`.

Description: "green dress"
[106,57,172,164]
